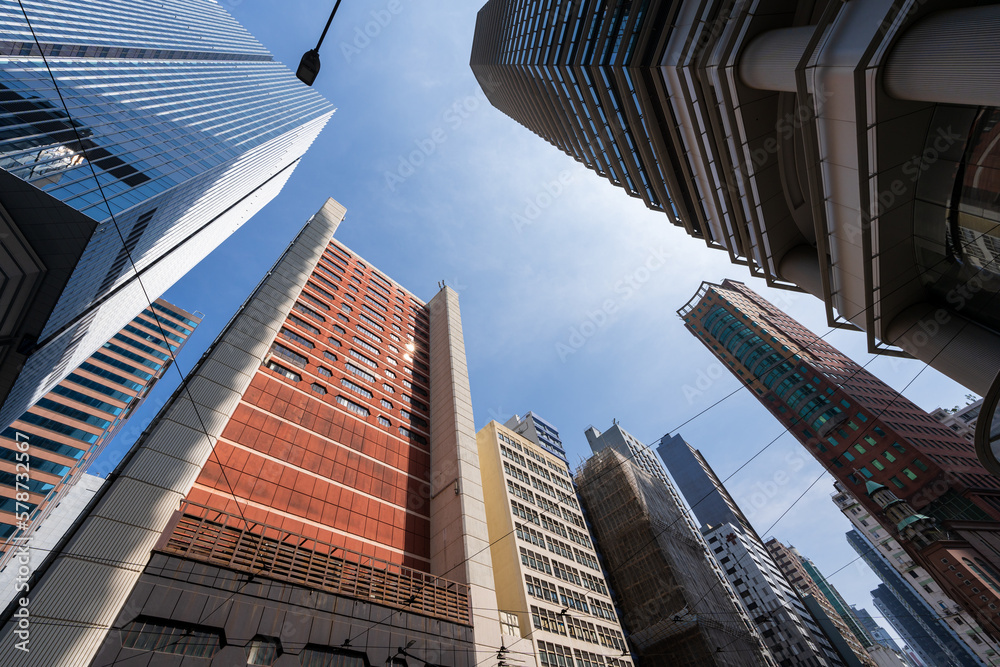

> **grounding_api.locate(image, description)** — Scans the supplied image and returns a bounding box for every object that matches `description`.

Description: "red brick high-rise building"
[0,199,502,667]
[679,279,1000,640]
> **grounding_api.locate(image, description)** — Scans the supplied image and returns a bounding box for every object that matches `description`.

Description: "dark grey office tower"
[470,0,1000,459]
[657,433,752,533]
[852,606,904,656]
[658,434,854,666]
[846,529,983,667]
[871,585,942,667]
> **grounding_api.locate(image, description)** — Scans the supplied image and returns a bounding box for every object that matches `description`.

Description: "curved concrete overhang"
[975,370,1000,476]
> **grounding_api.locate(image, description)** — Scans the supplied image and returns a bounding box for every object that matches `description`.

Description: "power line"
[7,4,999,663]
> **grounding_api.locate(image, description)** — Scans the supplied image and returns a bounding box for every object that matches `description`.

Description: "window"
[382,383,394,394]
[902,468,918,481]
[299,292,330,311]
[913,458,928,472]
[266,360,300,382]
[892,442,906,454]
[349,349,378,369]
[120,620,220,658]
[378,416,391,427]
[883,450,896,463]
[356,326,382,343]
[890,476,905,489]
[311,383,327,395]
[381,399,393,410]
[293,302,325,322]
[298,646,367,667]
[341,378,373,398]
[360,314,384,331]
[246,638,280,666]
[854,444,866,454]
[270,343,308,369]
[317,367,332,377]
[336,395,370,416]
[500,611,519,637]
[385,369,396,379]
[399,426,428,445]
[352,337,380,357]
[287,315,320,336]
[279,327,314,349]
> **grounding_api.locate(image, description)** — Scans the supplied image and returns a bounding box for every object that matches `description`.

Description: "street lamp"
[296,0,343,86]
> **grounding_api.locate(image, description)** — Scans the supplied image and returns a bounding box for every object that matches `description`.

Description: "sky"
[88,0,978,647]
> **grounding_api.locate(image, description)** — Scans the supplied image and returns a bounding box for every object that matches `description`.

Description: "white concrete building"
[705,522,848,666]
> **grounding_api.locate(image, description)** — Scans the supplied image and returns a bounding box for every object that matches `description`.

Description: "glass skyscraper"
[0,0,333,427]
[0,298,199,569]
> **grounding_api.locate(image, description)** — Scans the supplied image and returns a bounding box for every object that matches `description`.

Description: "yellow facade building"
[477,420,634,667]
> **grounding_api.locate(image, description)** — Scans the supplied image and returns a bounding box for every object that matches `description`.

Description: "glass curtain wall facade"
[0,0,333,427]
[0,298,199,567]
[845,529,986,667]
[470,0,697,233]
[471,0,1000,429]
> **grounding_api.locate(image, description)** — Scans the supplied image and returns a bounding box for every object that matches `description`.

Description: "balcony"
[157,500,472,625]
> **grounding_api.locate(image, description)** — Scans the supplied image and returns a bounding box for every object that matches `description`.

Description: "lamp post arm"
[315,0,344,51]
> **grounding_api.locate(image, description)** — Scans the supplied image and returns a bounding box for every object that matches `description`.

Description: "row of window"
[497,430,571,482]
[502,445,586,529]
[529,605,626,652]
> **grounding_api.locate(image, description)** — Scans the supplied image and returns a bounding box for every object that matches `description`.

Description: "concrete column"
[0,199,346,667]
[776,244,825,302]
[884,6,1000,107]
[738,26,815,93]
[427,286,502,664]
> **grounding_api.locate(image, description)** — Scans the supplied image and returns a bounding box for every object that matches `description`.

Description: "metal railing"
[157,501,471,625]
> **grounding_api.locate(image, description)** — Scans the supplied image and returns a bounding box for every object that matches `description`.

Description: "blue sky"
[91,0,975,643]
